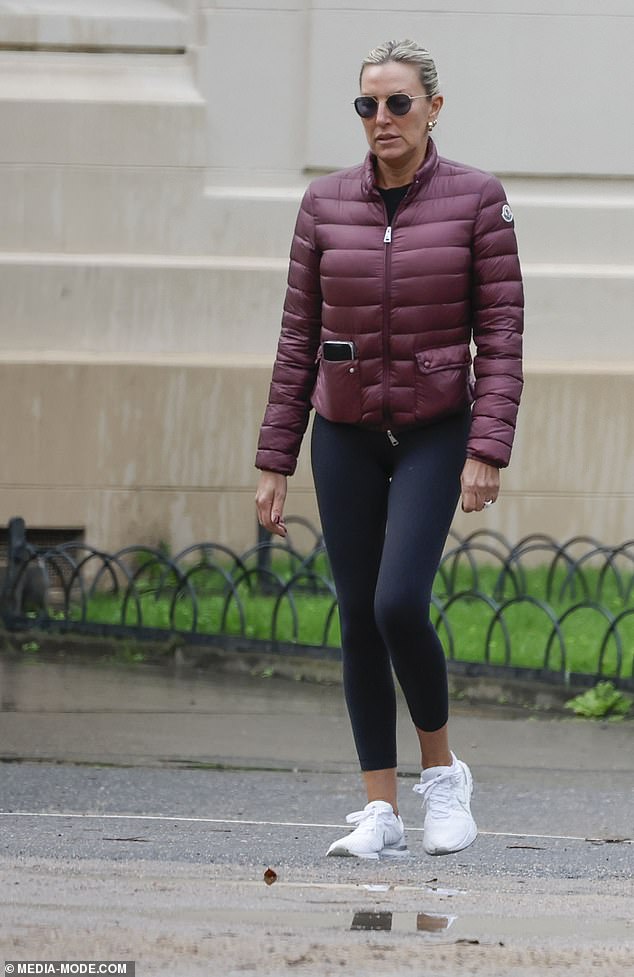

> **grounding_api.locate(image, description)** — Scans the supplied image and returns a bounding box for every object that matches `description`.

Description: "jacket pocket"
[311,353,362,425]
[415,343,472,422]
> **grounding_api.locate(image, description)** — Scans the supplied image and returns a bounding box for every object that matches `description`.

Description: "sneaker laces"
[345,806,379,830]
[345,802,393,834]
[413,768,457,820]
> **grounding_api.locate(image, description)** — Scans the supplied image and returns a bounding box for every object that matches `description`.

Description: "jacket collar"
[361,137,439,198]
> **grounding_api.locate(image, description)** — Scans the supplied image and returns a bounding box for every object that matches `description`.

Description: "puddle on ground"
[205,908,633,942]
[351,911,392,931]
[351,911,455,933]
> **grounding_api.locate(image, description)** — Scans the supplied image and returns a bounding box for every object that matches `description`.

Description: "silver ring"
[483,499,493,507]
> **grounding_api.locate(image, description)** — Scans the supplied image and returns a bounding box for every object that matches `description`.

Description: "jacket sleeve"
[467,175,524,468]
[255,186,323,475]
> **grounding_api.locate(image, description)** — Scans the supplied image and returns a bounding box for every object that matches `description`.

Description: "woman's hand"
[255,471,288,537]
[460,459,500,513]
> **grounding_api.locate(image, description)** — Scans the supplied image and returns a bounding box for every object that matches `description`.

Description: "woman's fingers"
[255,471,288,537]
[460,459,500,513]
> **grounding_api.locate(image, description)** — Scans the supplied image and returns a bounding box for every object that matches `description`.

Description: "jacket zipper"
[382,240,399,447]
[381,187,413,448]
[382,222,392,438]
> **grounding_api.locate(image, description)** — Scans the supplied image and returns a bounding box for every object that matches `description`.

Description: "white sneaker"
[413,752,477,855]
[326,800,408,860]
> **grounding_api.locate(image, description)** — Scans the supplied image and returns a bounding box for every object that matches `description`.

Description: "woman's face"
[358,62,442,171]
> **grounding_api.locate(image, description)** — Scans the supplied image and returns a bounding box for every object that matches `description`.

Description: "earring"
[427,119,438,132]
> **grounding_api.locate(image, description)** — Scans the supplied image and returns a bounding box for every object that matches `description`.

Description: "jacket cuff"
[255,448,296,476]
[465,446,508,470]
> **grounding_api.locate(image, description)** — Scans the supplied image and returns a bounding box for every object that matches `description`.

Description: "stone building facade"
[0,1,632,551]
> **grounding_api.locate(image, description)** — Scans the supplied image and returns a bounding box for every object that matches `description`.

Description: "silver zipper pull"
[383,226,392,244]
[386,430,399,446]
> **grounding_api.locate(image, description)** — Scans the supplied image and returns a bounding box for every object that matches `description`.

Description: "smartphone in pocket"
[322,340,357,361]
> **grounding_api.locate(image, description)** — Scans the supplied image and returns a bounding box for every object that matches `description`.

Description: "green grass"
[67,561,634,679]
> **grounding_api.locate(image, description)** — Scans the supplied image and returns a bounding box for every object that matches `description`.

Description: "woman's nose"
[375,100,391,124]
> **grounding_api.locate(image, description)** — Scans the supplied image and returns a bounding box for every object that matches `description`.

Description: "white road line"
[0,811,630,844]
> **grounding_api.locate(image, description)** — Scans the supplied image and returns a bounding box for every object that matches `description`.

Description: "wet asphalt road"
[1,762,633,881]
[0,657,632,975]
[0,660,632,879]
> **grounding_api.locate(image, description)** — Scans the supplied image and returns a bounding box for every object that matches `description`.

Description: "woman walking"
[255,39,523,859]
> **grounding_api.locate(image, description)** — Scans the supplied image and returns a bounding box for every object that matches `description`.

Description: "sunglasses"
[353,92,430,119]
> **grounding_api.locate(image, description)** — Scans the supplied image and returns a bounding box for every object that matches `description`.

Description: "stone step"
[201,181,634,265]
[1,170,295,256]
[0,165,208,255]
[0,359,632,553]
[508,178,634,267]
[0,253,632,364]
[0,51,205,166]
[4,170,633,264]
[0,254,288,358]
[0,0,190,50]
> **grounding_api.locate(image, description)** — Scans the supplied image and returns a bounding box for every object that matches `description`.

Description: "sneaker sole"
[326,844,409,860]
[424,825,477,856]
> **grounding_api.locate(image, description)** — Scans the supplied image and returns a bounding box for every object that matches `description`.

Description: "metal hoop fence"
[1,519,633,691]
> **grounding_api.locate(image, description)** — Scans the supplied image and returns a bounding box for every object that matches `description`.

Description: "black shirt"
[378,184,411,225]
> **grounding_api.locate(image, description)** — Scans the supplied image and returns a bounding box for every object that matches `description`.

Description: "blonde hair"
[360,38,440,96]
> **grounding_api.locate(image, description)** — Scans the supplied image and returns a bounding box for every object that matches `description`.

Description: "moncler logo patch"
[501,204,514,223]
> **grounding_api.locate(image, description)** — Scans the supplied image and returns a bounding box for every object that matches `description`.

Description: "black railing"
[1,517,633,690]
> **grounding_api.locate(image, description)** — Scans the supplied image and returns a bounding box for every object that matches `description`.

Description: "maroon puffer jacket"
[256,138,523,475]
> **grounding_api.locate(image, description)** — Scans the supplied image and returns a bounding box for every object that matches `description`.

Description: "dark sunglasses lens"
[386,94,412,115]
[354,97,377,118]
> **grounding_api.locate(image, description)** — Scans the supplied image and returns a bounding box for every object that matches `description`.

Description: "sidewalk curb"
[3,627,631,720]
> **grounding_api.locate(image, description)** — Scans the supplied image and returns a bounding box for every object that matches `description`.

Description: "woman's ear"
[429,93,444,125]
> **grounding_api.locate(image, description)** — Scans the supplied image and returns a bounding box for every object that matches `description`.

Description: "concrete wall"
[0,1,632,553]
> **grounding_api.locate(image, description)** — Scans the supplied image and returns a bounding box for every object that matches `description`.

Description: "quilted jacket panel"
[256,139,523,474]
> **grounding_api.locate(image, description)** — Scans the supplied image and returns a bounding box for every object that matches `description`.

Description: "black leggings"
[311,411,469,771]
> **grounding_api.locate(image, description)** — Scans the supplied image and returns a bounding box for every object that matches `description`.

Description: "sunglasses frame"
[353,92,431,119]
